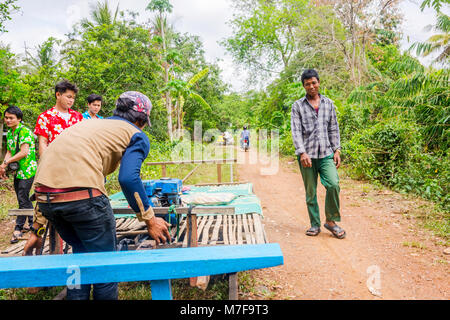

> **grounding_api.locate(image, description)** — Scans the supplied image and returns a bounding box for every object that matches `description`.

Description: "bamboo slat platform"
[1,213,267,256]
[112,212,268,249]
[180,213,267,247]
[0,233,73,256]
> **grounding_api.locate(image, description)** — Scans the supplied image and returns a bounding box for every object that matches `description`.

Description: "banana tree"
[161,68,211,134]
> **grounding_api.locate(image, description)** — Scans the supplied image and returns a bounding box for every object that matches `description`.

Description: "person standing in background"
[82,94,104,119]
[34,80,83,157]
[291,69,345,239]
[0,106,37,243]
[23,91,171,300]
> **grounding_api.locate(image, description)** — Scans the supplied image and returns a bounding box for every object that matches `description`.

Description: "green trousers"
[298,154,340,228]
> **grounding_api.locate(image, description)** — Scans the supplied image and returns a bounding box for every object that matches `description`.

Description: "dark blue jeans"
[13,177,34,231]
[38,194,118,300]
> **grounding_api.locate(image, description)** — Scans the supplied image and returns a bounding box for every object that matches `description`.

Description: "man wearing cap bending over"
[23,91,171,300]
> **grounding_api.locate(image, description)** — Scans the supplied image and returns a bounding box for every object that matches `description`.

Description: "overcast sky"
[0,0,446,92]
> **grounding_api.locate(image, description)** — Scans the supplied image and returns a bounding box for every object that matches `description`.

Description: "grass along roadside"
[0,179,18,221]
[0,179,23,250]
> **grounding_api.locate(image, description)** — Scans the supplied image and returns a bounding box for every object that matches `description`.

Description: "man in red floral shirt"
[34,80,83,157]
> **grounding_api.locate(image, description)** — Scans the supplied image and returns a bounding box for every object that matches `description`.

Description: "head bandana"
[118,91,152,126]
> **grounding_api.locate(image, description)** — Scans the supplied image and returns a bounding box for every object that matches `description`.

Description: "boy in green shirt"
[1,106,37,243]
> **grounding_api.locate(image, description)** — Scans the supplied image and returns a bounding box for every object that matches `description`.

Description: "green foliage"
[212,93,255,132]
[161,68,211,112]
[336,102,371,143]
[420,0,450,12]
[0,0,18,33]
[222,0,309,78]
[0,287,65,300]
[349,43,449,153]
[80,0,119,29]
[0,0,447,239]
[367,44,404,74]
[343,119,421,182]
[0,47,27,107]
[0,1,227,142]
[279,132,295,156]
[287,5,352,93]
[24,37,61,71]
[66,20,160,109]
[342,118,449,212]
[222,0,449,217]
[181,63,228,133]
[391,71,449,151]
[339,41,449,211]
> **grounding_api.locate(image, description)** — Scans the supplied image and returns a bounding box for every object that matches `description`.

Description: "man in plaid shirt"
[291,69,345,239]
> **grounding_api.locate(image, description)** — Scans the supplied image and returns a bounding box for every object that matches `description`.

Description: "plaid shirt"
[291,94,341,159]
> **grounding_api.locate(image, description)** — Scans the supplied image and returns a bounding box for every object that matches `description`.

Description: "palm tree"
[410,0,450,66]
[410,12,449,66]
[80,0,119,29]
[62,1,120,57]
[24,37,61,71]
[420,0,448,12]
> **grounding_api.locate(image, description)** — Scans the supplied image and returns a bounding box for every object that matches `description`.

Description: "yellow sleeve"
[33,205,48,226]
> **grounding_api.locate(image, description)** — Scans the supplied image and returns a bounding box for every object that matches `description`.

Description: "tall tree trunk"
[174,99,180,132]
[181,111,185,131]
[178,99,183,132]
[0,122,3,159]
[160,12,173,141]
[166,92,173,141]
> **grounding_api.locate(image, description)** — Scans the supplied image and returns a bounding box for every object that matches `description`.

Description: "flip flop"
[10,230,22,244]
[324,223,346,239]
[306,226,321,236]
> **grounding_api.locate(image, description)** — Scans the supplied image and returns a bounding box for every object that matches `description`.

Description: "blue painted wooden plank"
[0,244,283,289]
[150,280,173,300]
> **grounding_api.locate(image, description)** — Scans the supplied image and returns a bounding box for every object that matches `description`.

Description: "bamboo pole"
[146,159,237,166]
[182,164,202,183]
[217,163,222,183]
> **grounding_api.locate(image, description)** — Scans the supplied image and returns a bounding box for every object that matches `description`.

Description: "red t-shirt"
[34,106,83,143]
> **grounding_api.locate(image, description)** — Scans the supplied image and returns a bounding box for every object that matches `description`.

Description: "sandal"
[306,226,321,236]
[10,230,22,244]
[324,223,346,239]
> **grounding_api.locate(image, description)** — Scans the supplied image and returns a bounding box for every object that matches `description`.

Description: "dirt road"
[237,149,449,300]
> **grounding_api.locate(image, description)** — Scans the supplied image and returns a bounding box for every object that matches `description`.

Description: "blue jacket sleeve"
[118,132,151,213]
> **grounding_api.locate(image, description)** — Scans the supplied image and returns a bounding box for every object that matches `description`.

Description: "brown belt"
[35,189,103,203]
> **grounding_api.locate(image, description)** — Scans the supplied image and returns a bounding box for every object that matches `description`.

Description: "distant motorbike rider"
[240,126,250,149]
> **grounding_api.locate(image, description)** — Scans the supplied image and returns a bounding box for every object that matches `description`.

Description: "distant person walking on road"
[291,69,345,239]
